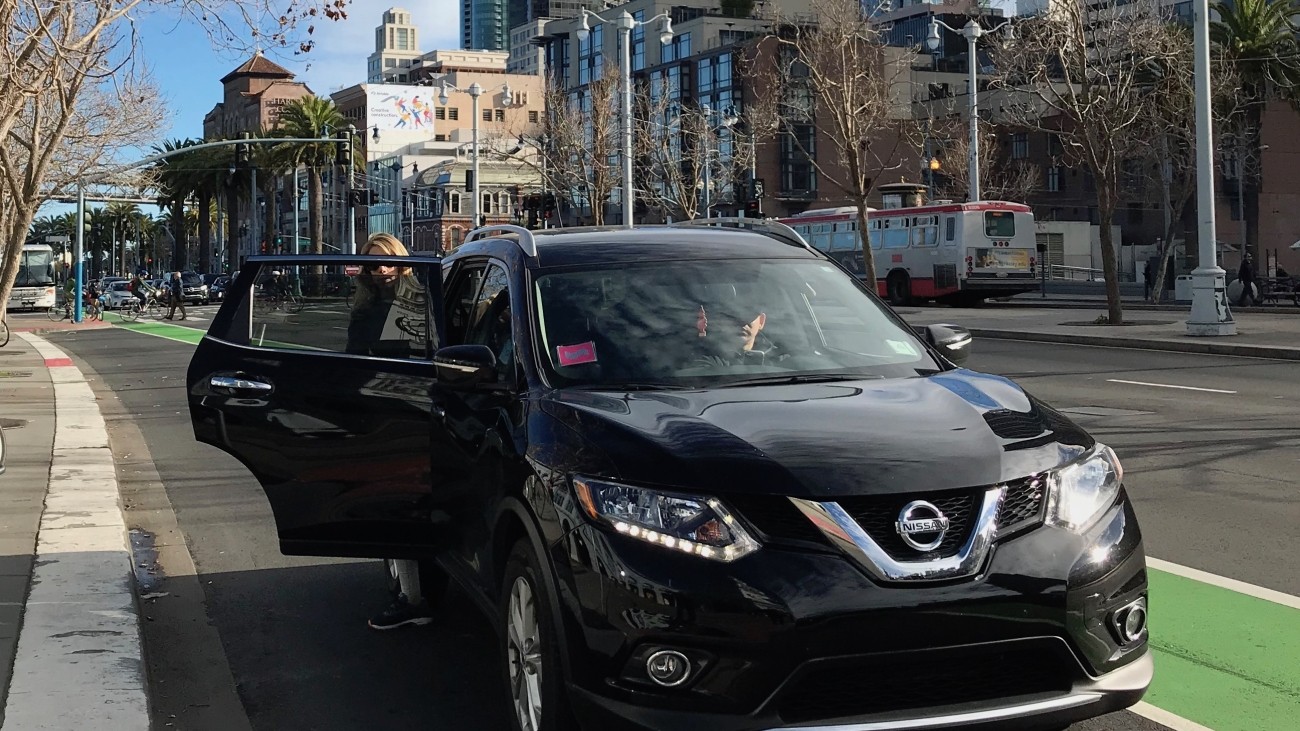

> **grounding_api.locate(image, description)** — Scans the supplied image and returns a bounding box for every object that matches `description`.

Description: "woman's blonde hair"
[360,233,410,257]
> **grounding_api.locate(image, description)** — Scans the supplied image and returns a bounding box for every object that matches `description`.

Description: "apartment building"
[367,7,422,83]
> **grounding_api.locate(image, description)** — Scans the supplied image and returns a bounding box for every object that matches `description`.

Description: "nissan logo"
[895,500,950,552]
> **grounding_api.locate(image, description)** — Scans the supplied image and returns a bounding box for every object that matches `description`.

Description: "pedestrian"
[1237,253,1256,306]
[356,233,435,631]
[165,272,187,320]
[1143,261,1152,301]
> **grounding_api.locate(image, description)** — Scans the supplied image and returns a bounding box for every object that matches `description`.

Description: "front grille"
[774,642,1074,723]
[983,408,1048,439]
[837,490,977,561]
[998,477,1046,533]
[724,494,831,548]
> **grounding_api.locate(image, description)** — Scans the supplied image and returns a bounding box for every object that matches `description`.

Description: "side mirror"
[433,344,497,388]
[922,323,972,366]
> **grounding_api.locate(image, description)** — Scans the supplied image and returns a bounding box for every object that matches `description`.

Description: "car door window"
[463,264,514,381]
[217,262,440,360]
[444,264,486,346]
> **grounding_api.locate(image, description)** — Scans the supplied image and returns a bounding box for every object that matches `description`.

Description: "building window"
[1047,132,1064,157]
[528,111,539,124]
[449,191,461,214]
[435,108,446,120]
[448,108,459,121]
[1046,165,1062,193]
[1011,133,1029,160]
[631,10,646,71]
[579,23,603,85]
[780,125,816,194]
[483,109,493,122]
[494,109,505,122]
[434,134,447,142]
[481,191,494,214]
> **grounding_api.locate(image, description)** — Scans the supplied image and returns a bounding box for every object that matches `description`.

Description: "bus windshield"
[16,249,55,287]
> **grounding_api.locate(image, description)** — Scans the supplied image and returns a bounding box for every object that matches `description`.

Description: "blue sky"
[142,0,460,142]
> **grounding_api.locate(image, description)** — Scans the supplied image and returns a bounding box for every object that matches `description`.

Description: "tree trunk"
[226,188,240,274]
[171,199,187,272]
[855,202,879,291]
[309,167,323,254]
[1243,104,1263,263]
[91,230,104,280]
[262,175,278,253]
[1097,192,1124,325]
[198,191,212,273]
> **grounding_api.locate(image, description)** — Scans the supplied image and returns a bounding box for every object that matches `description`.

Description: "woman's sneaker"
[368,594,433,630]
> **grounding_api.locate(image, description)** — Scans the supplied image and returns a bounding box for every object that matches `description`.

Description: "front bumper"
[552,492,1149,731]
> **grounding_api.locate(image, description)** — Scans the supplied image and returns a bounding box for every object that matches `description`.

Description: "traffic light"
[465,170,475,191]
[745,199,762,217]
[369,189,379,205]
[335,130,351,165]
[236,131,251,165]
[542,192,557,219]
[260,241,268,254]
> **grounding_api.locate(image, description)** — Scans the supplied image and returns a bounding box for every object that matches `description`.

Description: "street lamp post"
[577,8,675,228]
[926,16,1013,203]
[1186,0,1235,335]
[699,104,740,218]
[441,82,514,229]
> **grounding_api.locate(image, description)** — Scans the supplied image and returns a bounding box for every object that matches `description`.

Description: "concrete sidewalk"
[902,305,1300,360]
[0,333,148,729]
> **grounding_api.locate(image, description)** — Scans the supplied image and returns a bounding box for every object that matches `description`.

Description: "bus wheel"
[887,272,911,306]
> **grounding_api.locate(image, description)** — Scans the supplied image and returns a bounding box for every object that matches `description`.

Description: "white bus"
[8,243,58,311]
[780,185,1039,305]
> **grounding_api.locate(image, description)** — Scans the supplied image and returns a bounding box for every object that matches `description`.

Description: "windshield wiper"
[718,373,883,388]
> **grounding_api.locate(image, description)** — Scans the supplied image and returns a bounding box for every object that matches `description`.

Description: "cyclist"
[128,273,148,310]
[84,280,102,319]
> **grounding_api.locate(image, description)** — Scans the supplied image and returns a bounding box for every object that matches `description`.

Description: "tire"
[287,295,305,314]
[500,539,572,731]
[146,301,163,320]
[887,272,911,307]
[119,306,139,323]
[382,558,449,604]
[47,304,66,322]
[0,319,9,348]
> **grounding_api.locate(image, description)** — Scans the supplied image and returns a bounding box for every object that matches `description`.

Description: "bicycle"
[86,297,103,321]
[121,295,164,322]
[0,314,9,348]
[47,299,72,322]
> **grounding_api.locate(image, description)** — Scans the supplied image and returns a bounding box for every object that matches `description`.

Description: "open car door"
[186,255,449,559]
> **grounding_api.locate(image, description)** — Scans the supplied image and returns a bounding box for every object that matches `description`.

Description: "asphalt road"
[35,311,1299,731]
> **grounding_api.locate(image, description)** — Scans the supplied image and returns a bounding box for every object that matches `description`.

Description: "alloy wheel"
[507,576,543,731]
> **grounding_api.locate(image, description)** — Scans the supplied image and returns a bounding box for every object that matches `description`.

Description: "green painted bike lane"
[1145,568,1300,730]
[105,320,1300,730]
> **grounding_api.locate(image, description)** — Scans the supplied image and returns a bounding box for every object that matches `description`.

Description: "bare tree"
[634,80,756,222]
[0,0,348,314]
[990,0,1189,324]
[925,122,1040,203]
[530,71,621,226]
[746,0,918,286]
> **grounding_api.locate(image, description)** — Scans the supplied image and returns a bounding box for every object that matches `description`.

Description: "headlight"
[1045,444,1123,532]
[572,477,759,562]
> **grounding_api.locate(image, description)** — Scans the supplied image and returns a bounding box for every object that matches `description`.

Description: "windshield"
[181,273,202,285]
[533,258,941,389]
[16,249,55,287]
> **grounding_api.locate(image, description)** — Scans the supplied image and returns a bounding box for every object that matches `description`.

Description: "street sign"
[753,179,765,198]
[44,235,70,243]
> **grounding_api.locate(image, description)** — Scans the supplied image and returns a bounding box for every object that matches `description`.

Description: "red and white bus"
[779,193,1039,305]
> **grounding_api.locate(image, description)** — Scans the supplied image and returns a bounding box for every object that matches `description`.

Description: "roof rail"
[667,217,817,253]
[464,224,538,258]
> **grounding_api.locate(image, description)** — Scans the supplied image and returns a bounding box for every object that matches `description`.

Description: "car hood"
[540,370,1092,498]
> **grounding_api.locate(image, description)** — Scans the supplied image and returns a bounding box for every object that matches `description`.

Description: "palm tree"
[1211,0,1300,260]
[152,138,201,271]
[250,126,292,254]
[278,96,349,254]
[105,202,140,275]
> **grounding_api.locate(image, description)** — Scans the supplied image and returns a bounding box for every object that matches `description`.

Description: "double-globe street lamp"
[439,81,514,230]
[576,8,674,228]
[925,16,1013,203]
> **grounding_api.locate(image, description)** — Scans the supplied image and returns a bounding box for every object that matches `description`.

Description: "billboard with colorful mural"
[366,85,437,132]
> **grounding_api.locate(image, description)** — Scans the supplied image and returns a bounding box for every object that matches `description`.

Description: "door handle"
[210,375,274,393]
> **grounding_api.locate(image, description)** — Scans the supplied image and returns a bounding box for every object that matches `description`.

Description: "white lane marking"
[1148,557,1300,611]
[7,334,149,728]
[1131,702,1216,731]
[1106,379,1236,394]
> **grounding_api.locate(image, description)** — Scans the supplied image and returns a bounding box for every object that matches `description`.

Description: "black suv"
[187,221,1150,731]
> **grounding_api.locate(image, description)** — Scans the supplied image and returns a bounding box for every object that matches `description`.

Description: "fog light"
[1116,598,1148,643]
[645,650,692,687]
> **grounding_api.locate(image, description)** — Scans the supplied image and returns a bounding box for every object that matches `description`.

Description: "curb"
[968,328,1300,361]
[4,333,149,729]
[998,301,1300,315]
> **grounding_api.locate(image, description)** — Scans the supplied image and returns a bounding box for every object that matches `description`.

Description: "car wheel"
[501,539,571,731]
[887,272,911,306]
[381,558,448,604]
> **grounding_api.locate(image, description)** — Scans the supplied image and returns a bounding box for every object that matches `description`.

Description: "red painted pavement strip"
[43,357,74,367]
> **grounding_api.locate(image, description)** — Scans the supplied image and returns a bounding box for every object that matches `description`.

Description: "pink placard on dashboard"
[557,341,598,366]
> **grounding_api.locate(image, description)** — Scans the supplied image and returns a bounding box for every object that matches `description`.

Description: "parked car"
[102,280,134,309]
[187,223,1150,731]
[207,274,232,302]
